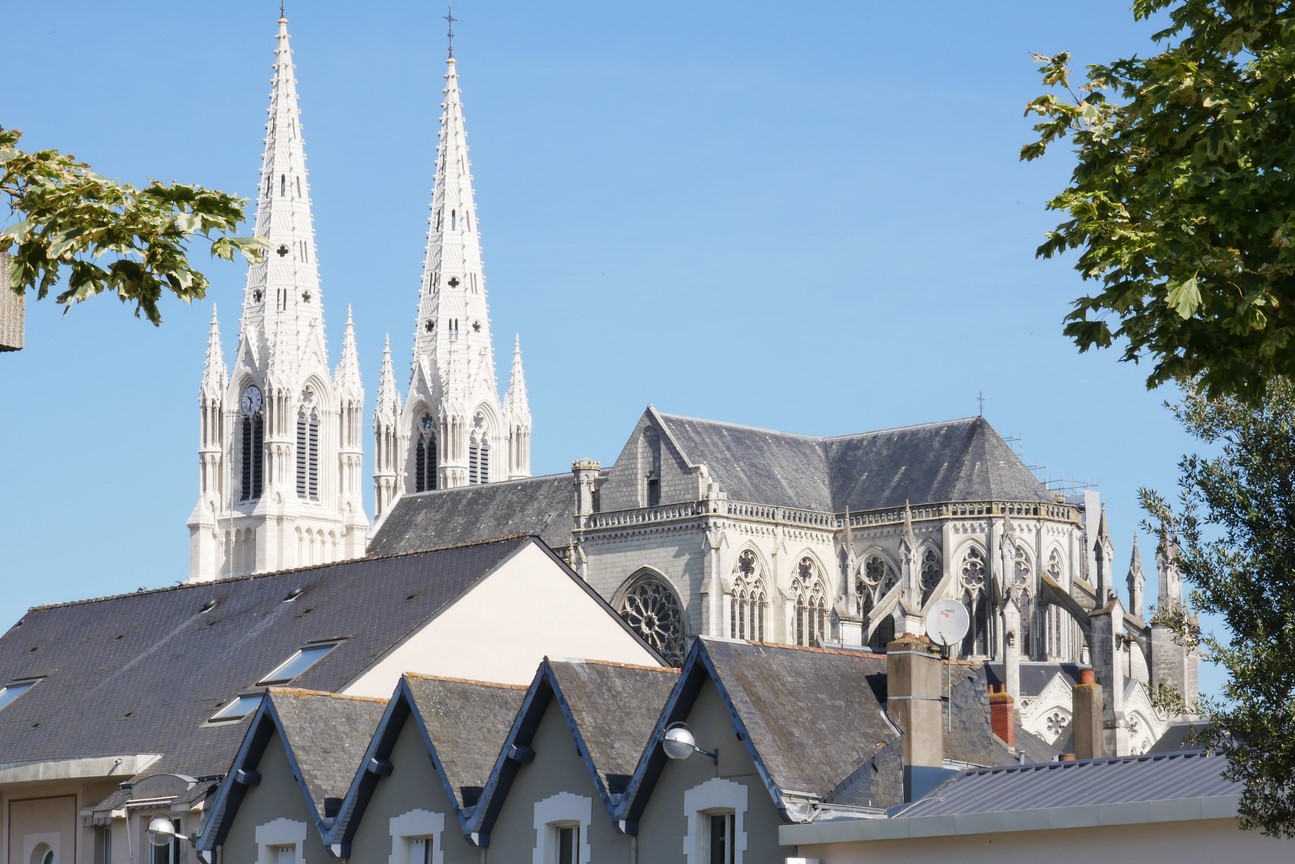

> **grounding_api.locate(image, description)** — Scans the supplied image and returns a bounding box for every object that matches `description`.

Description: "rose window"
[960,548,986,593]
[619,578,685,666]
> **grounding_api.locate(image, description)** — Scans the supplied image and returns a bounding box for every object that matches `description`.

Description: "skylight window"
[256,643,338,686]
[209,694,263,724]
[0,679,39,711]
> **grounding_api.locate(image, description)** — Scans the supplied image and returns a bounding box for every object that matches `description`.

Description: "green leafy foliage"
[0,128,261,325]
[1143,378,1295,835]
[1023,2,1295,402]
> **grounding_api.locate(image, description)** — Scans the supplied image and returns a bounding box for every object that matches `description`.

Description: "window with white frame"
[531,792,591,864]
[255,817,304,864]
[389,809,444,864]
[683,778,747,864]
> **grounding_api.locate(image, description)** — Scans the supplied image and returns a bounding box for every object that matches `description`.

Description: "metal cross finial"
[977,390,985,417]
[280,1,285,18]
[445,3,457,57]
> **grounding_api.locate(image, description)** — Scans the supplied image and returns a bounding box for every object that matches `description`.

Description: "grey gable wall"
[636,684,793,864]
[348,708,478,864]
[482,702,628,863]
[222,728,329,863]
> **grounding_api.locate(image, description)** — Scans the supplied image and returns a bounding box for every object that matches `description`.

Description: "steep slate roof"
[368,474,575,555]
[547,660,679,798]
[0,538,528,791]
[405,674,528,811]
[474,659,678,835]
[199,689,386,850]
[270,689,387,817]
[328,674,528,851]
[898,751,1240,818]
[656,412,1053,511]
[700,640,894,799]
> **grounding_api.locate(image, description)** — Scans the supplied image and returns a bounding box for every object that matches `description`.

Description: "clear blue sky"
[1,2,1224,695]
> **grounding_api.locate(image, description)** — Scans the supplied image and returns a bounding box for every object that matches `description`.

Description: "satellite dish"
[924,599,969,648]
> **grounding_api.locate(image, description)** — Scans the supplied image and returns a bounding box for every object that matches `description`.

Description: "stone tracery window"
[792,557,827,647]
[415,412,437,492]
[855,555,898,649]
[959,547,990,656]
[469,412,490,485]
[619,574,686,666]
[295,388,320,502]
[919,549,942,605]
[730,550,768,642]
[1012,547,1034,658]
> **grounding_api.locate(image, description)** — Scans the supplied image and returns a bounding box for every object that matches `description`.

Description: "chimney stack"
[886,633,944,801]
[1072,668,1104,760]
[989,685,1016,750]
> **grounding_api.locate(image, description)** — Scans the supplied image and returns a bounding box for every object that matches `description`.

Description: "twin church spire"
[189,11,527,582]
[373,47,532,520]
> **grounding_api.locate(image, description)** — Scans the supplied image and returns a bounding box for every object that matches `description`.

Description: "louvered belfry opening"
[415,417,438,492]
[241,412,265,501]
[296,406,320,501]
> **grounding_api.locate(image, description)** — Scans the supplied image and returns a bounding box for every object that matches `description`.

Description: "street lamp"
[662,722,718,766]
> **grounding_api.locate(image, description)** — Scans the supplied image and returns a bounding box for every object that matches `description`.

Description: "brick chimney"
[1072,668,1104,760]
[886,633,944,801]
[989,685,1016,749]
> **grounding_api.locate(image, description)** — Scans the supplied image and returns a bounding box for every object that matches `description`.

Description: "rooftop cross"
[977,390,985,417]
[445,3,457,57]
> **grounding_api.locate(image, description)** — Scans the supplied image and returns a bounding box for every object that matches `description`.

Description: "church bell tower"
[373,26,532,522]
[187,11,368,582]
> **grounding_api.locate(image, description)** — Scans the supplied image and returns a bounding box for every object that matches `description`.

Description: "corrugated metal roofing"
[899,751,1239,818]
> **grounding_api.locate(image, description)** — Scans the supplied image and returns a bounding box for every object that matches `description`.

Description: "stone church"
[186,11,1197,756]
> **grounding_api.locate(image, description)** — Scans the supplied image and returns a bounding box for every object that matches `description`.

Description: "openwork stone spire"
[188,11,367,583]
[241,10,324,362]
[411,52,494,394]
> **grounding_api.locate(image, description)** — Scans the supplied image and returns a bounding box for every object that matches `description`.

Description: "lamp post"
[662,722,718,766]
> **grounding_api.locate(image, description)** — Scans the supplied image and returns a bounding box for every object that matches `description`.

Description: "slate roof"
[984,661,1085,697]
[0,538,528,789]
[656,412,1054,511]
[547,660,679,798]
[268,689,387,816]
[1147,720,1213,754]
[405,674,528,810]
[367,474,575,555]
[475,659,678,833]
[898,751,1240,818]
[699,640,895,799]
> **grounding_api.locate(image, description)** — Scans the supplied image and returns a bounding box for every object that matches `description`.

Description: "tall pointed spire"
[411,47,493,388]
[189,11,368,583]
[503,334,531,425]
[241,7,324,360]
[1127,532,1146,616]
[379,15,531,508]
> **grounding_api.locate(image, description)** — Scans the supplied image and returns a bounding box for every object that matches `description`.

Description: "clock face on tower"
[241,385,263,416]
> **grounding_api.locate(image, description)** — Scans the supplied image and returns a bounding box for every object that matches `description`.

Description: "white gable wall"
[343,543,659,694]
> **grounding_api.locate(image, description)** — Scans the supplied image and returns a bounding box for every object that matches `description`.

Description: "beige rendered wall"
[482,701,626,864]
[220,731,328,864]
[348,711,479,864]
[795,818,1295,864]
[344,543,659,696]
[636,683,793,864]
[7,795,75,864]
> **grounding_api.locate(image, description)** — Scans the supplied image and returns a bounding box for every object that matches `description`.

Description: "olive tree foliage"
[1023,1,1295,402]
[1142,378,1295,835]
[0,128,260,325]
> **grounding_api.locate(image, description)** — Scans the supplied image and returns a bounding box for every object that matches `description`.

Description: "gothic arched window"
[919,549,942,605]
[618,574,686,666]
[415,413,437,493]
[240,404,264,502]
[792,557,827,647]
[731,550,768,642]
[1012,547,1034,658]
[469,414,490,485]
[296,391,320,502]
[959,547,990,656]
[856,555,898,650]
